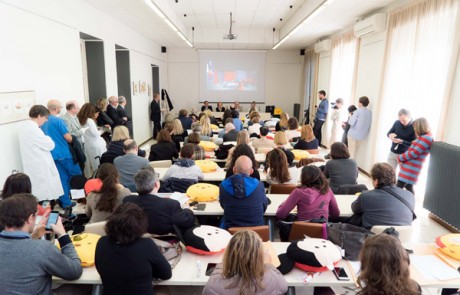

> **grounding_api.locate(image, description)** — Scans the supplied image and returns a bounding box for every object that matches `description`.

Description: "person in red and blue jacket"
[397,117,433,194]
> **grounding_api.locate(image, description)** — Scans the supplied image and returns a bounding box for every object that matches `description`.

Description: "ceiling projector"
[223,12,237,40]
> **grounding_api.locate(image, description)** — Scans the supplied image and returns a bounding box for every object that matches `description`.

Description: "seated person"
[357,234,421,295]
[219,156,268,229]
[275,113,289,131]
[201,100,213,112]
[351,163,415,229]
[162,144,204,182]
[113,139,150,191]
[123,168,196,235]
[86,163,131,223]
[0,194,82,293]
[200,114,214,137]
[225,144,260,180]
[178,109,193,130]
[294,124,319,150]
[100,126,146,164]
[263,132,294,168]
[323,142,358,193]
[223,122,238,142]
[216,101,225,112]
[252,126,276,151]
[203,230,288,295]
[232,110,243,131]
[95,203,172,294]
[285,117,300,141]
[248,116,262,136]
[276,165,339,241]
[184,122,211,143]
[265,148,299,185]
[187,132,206,160]
[226,130,255,165]
[148,129,179,162]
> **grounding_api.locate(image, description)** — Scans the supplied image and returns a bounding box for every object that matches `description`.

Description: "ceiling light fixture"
[272,0,334,50]
[145,0,193,48]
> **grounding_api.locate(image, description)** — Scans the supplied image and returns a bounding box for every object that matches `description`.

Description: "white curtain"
[325,31,359,146]
[375,0,460,163]
[302,49,318,125]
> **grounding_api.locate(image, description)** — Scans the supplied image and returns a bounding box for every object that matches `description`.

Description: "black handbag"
[326,223,374,261]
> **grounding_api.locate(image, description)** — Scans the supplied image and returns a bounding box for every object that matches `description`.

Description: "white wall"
[166,48,303,116]
[444,55,460,146]
[0,0,166,184]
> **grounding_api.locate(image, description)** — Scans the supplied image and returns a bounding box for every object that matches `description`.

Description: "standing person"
[397,117,433,194]
[347,96,372,158]
[106,96,126,129]
[387,109,416,171]
[117,96,132,136]
[313,90,329,146]
[62,100,84,145]
[41,99,81,209]
[19,105,64,203]
[95,97,114,129]
[330,98,344,144]
[0,194,82,294]
[357,235,421,295]
[95,203,172,294]
[77,103,107,178]
[150,93,161,139]
[203,230,288,295]
[201,100,213,112]
[341,105,357,147]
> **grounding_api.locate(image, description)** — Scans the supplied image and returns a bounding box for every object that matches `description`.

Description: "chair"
[149,160,172,169]
[334,184,368,195]
[268,184,297,194]
[257,147,273,154]
[288,221,325,241]
[228,225,271,242]
[84,221,107,236]
[296,157,325,168]
[370,225,413,243]
[306,149,320,154]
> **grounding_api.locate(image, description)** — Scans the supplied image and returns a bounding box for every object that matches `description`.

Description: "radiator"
[423,141,460,230]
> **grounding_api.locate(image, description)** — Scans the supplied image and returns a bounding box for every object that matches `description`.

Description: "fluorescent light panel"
[272,0,334,50]
[145,0,193,48]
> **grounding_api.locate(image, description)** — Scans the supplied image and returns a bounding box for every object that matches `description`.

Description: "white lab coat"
[19,120,64,201]
[82,118,107,177]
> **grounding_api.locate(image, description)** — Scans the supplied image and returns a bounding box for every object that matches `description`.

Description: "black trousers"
[153,120,161,139]
[313,119,325,145]
[397,180,414,194]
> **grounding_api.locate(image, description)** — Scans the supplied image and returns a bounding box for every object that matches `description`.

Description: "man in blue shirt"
[41,99,82,208]
[313,90,329,146]
[348,96,372,159]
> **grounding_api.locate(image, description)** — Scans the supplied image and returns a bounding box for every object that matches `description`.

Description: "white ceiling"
[83,0,395,50]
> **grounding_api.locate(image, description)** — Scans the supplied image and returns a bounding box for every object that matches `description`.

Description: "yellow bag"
[291,149,312,160]
[436,234,460,261]
[195,160,219,172]
[274,107,283,115]
[187,183,219,202]
[199,141,218,152]
[69,233,101,267]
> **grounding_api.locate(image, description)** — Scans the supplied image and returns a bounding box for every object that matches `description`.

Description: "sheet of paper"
[70,189,86,200]
[411,255,460,281]
[263,241,281,268]
[169,192,189,206]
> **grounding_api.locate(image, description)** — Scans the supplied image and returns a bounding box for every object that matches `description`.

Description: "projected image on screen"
[206,60,257,91]
[199,51,266,103]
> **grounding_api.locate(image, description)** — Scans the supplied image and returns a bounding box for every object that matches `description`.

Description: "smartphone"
[205,263,217,276]
[333,267,350,281]
[195,204,206,211]
[189,201,198,207]
[45,211,59,230]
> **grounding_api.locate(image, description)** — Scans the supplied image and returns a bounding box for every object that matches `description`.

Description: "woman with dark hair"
[86,163,131,223]
[78,103,107,177]
[149,129,179,162]
[203,230,287,295]
[222,109,233,125]
[285,117,300,141]
[187,132,206,160]
[225,143,260,180]
[265,148,299,185]
[95,203,172,295]
[294,125,319,150]
[276,165,339,241]
[323,142,358,193]
[357,234,421,295]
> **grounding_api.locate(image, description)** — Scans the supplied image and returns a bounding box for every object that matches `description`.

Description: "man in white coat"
[19,105,64,202]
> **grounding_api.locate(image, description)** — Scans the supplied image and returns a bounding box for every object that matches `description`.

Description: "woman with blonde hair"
[276,112,289,131]
[397,117,433,194]
[227,130,255,165]
[100,126,146,164]
[265,148,298,184]
[200,114,213,137]
[95,97,113,128]
[203,230,288,295]
[270,131,294,166]
[77,103,107,177]
[294,124,319,150]
[357,234,421,295]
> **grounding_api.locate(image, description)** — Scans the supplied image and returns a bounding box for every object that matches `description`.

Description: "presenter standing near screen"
[150,93,161,139]
[313,90,328,146]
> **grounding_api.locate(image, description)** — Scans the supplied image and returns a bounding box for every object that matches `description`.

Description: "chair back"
[335,184,368,195]
[288,221,325,241]
[149,160,172,168]
[306,149,320,154]
[268,184,297,194]
[370,225,413,243]
[228,225,270,242]
[296,157,325,168]
[84,221,107,236]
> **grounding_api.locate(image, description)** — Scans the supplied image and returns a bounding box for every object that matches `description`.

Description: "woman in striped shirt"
[397,117,433,194]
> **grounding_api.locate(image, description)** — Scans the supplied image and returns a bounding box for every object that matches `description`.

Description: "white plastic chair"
[149,160,172,169]
[370,225,413,243]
